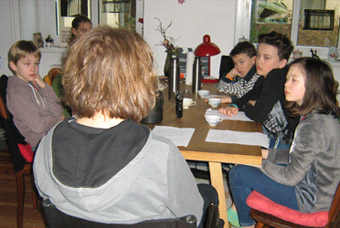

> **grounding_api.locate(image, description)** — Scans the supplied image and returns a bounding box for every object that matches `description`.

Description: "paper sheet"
[205,109,253,122]
[152,126,195,147]
[206,129,269,148]
[205,94,227,99]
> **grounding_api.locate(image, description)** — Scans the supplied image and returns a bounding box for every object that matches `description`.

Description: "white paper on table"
[205,109,253,122]
[206,129,269,148]
[205,94,227,99]
[152,126,195,147]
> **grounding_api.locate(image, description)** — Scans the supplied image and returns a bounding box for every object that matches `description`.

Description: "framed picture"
[33,33,44,48]
[59,27,72,48]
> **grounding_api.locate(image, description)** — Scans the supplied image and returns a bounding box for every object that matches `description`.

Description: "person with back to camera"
[227,57,340,228]
[33,26,221,227]
[219,31,299,149]
[217,41,263,103]
[6,40,63,151]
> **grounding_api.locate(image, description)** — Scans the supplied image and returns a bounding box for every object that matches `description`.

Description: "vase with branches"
[155,17,180,77]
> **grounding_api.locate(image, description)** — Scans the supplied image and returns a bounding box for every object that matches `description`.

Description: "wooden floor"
[0,144,45,228]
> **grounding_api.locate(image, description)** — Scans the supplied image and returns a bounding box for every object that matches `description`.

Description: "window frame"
[235,0,340,58]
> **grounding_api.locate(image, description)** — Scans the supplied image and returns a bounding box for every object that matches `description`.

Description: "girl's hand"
[33,75,45,88]
[218,106,239,117]
[261,149,269,159]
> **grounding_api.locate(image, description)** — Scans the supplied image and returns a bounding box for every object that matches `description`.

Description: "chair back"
[219,55,234,81]
[42,199,197,228]
[0,75,28,171]
[44,68,62,86]
[327,182,340,227]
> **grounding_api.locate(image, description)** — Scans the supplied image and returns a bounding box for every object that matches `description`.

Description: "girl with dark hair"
[227,57,340,228]
[69,14,92,44]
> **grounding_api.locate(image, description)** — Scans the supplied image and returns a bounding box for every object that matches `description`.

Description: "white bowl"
[198,90,210,98]
[208,98,221,108]
[205,114,223,127]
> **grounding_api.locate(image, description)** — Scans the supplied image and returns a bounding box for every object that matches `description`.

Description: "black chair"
[0,75,38,228]
[218,55,234,81]
[41,199,220,228]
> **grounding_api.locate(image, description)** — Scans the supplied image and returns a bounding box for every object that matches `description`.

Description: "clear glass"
[249,0,293,43]
[297,0,340,47]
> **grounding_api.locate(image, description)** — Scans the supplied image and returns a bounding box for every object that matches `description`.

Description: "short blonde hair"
[8,40,41,65]
[62,26,158,121]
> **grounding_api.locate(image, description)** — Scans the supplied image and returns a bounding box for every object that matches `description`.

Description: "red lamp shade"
[194,35,220,57]
[194,35,220,77]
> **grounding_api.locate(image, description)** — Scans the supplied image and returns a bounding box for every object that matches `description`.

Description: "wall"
[0,0,58,77]
[0,0,20,76]
[1,0,237,78]
[143,0,237,78]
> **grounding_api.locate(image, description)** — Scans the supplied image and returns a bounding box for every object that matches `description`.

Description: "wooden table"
[147,82,262,227]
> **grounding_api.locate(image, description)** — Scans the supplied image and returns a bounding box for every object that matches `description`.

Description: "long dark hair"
[286,57,340,117]
[69,15,92,44]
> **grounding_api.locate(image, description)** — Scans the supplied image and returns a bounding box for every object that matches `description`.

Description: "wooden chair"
[43,67,62,86]
[247,183,340,228]
[0,75,39,228]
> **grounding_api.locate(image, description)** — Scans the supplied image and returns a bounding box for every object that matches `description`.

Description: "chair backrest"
[43,75,52,86]
[219,55,234,81]
[327,182,340,227]
[0,75,27,171]
[42,199,197,228]
[48,67,62,84]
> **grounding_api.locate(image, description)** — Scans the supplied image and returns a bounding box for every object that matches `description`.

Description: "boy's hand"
[248,100,256,106]
[220,96,231,104]
[226,68,239,79]
[33,74,46,88]
[218,106,239,117]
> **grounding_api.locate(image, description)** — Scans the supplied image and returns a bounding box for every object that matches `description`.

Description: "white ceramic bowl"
[198,90,210,98]
[205,114,223,127]
[208,98,221,108]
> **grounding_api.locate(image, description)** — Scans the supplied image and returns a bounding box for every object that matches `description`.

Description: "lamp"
[194,34,220,77]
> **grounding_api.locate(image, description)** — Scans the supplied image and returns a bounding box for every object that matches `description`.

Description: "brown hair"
[8,40,41,65]
[258,31,293,61]
[230,41,256,58]
[62,26,158,121]
[286,57,340,117]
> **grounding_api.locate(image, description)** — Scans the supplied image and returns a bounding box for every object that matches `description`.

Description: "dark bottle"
[175,93,183,118]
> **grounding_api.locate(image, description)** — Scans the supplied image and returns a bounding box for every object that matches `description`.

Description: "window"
[56,0,91,36]
[236,0,340,49]
[99,0,136,30]
[249,0,293,43]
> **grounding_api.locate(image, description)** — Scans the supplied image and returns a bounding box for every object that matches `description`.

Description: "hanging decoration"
[178,0,185,5]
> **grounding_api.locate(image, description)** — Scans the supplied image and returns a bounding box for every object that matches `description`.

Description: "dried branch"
[154,17,180,52]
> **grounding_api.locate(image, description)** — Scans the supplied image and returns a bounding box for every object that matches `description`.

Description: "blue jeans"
[228,165,299,226]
